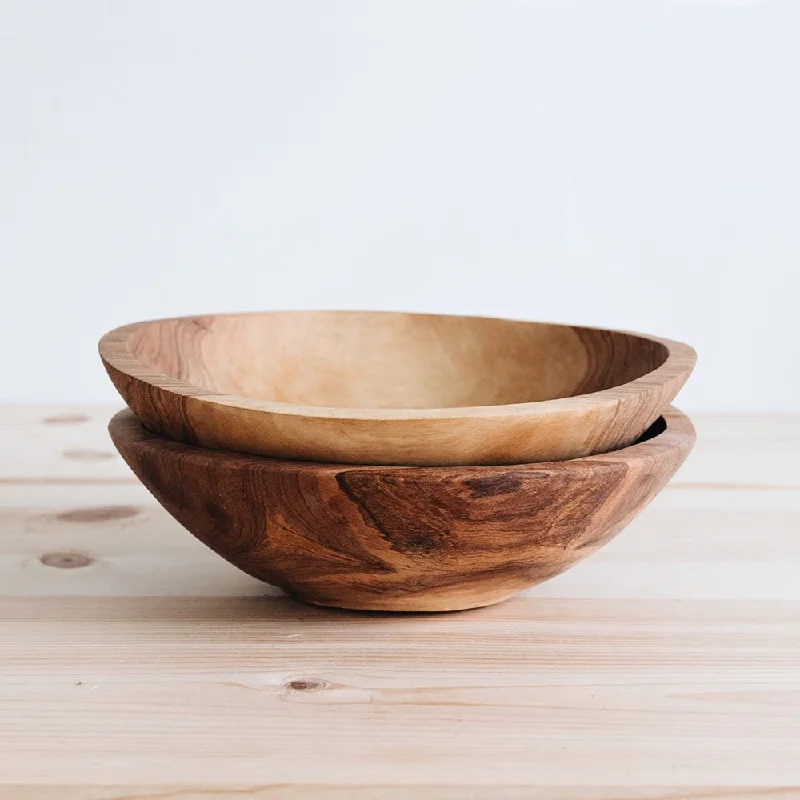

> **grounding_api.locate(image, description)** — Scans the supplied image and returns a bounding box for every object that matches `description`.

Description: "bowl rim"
[98,310,697,422]
[109,405,696,472]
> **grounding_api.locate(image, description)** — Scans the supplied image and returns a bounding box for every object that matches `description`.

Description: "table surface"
[1,405,799,799]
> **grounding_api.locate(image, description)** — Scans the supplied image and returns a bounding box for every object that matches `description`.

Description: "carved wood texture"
[109,407,695,611]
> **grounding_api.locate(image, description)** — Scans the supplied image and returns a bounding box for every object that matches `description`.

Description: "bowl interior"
[128,311,669,410]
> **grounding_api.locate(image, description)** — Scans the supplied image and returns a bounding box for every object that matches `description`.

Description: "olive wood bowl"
[100,311,695,466]
[109,406,695,612]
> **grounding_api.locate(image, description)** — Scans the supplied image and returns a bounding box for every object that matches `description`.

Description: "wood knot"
[40,552,93,569]
[43,414,89,425]
[62,449,115,461]
[286,678,327,693]
[56,505,140,524]
[464,473,523,498]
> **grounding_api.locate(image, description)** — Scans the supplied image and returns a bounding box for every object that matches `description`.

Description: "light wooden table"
[2,405,799,799]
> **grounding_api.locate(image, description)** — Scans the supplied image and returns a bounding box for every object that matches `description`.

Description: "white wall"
[2,1,797,410]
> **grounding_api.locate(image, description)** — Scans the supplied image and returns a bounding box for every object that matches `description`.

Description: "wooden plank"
[673,413,800,489]
[0,404,131,483]
[2,788,799,800]
[1,597,799,785]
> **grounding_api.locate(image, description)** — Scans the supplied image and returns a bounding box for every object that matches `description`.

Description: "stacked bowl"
[100,311,696,612]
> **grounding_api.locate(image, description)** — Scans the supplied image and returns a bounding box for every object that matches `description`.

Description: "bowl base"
[286,586,525,613]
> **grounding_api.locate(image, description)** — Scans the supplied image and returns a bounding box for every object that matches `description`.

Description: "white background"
[1,1,797,410]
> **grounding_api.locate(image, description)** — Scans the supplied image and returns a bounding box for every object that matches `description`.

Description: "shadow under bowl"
[109,406,695,612]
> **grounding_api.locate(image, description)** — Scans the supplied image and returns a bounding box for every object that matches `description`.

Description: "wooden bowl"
[109,406,695,612]
[100,311,695,466]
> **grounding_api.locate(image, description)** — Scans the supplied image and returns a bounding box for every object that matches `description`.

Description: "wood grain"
[3,597,800,787]
[0,404,130,483]
[3,405,799,795]
[99,311,695,465]
[2,785,800,798]
[108,407,694,612]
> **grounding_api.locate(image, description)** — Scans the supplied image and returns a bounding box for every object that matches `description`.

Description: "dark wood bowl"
[100,311,695,466]
[109,407,695,612]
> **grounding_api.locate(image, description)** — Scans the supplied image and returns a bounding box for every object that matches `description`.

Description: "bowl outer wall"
[108,406,696,612]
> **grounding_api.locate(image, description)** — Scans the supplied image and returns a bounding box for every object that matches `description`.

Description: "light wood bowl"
[109,407,695,612]
[100,311,695,466]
